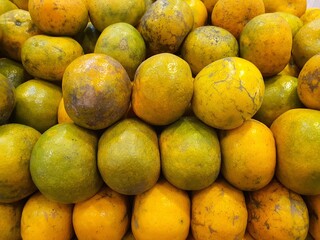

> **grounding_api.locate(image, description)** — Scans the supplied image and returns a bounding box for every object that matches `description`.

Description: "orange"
[192,57,265,130]
[0,73,15,125]
[253,75,303,127]
[132,53,193,126]
[57,98,73,124]
[0,9,41,61]
[132,178,190,240]
[21,191,73,240]
[87,0,146,32]
[74,22,101,54]
[297,53,320,110]
[180,25,239,75]
[12,79,62,133]
[0,200,25,240]
[21,35,84,81]
[30,123,103,204]
[191,178,248,240]
[184,0,208,29]
[201,0,218,14]
[262,0,307,17]
[28,0,88,36]
[138,0,193,54]
[0,0,18,16]
[73,186,130,240]
[0,58,31,88]
[220,119,276,191]
[211,0,265,39]
[98,118,160,195]
[275,11,303,36]
[239,13,292,77]
[10,0,29,10]
[0,123,40,203]
[270,108,320,195]
[94,22,146,80]
[300,7,320,24]
[62,53,132,130]
[246,179,309,240]
[278,55,300,77]
[292,18,320,69]
[305,194,320,239]
[159,116,221,191]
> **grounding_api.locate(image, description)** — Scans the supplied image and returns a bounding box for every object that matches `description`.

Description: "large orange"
[270,108,320,195]
[62,53,132,130]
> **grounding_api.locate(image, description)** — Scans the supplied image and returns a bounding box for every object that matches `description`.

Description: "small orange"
[74,22,101,54]
[262,0,307,17]
[297,53,320,110]
[185,0,208,29]
[211,0,265,39]
[21,191,73,240]
[0,73,15,125]
[73,186,130,240]
[0,0,18,16]
[275,11,303,36]
[300,7,320,24]
[57,98,73,124]
[220,119,276,191]
[0,58,31,88]
[28,0,88,36]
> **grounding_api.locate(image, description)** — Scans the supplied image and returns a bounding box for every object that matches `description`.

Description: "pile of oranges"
[0,0,320,239]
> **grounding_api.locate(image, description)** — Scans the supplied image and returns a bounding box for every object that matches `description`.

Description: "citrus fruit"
[94,22,146,80]
[159,116,221,191]
[239,13,292,77]
[184,0,208,29]
[253,75,303,127]
[270,108,320,195]
[21,35,84,81]
[0,200,24,240]
[192,57,265,130]
[98,118,160,195]
[180,25,239,75]
[300,7,320,24]
[10,0,29,10]
[0,73,15,125]
[0,123,40,203]
[73,186,130,240]
[87,0,146,32]
[305,194,320,240]
[12,79,62,133]
[0,58,31,88]
[297,53,320,110]
[138,0,193,54]
[132,53,193,126]
[57,98,73,124]
[262,0,307,17]
[201,0,219,14]
[220,119,276,191]
[0,9,41,61]
[28,0,88,36]
[246,179,309,240]
[62,53,132,130]
[21,191,73,240]
[191,178,248,240]
[132,179,190,240]
[211,0,265,39]
[74,22,101,54]
[30,123,103,204]
[292,18,320,69]
[0,0,18,16]
[275,11,304,36]
[278,55,300,77]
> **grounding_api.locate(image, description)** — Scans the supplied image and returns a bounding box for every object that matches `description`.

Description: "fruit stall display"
[0,0,320,239]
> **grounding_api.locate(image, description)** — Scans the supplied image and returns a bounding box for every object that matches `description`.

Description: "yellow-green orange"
[159,116,221,191]
[270,108,320,195]
[275,11,303,36]
[0,123,40,203]
[0,73,15,125]
[297,54,320,110]
[192,57,265,130]
[12,79,62,133]
[21,35,83,81]
[138,0,193,54]
[30,123,103,204]
[95,22,146,80]
[300,8,320,24]
[0,0,18,16]
[254,75,303,127]
[132,53,193,126]
[0,58,31,88]
[98,118,160,195]
[181,26,238,75]
[262,0,306,17]
[239,13,292,77]
[62,53,132,130]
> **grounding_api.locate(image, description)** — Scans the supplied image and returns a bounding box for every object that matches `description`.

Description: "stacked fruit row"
[0,0,320,239]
